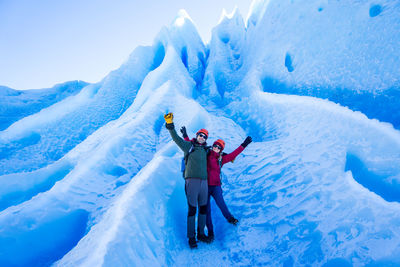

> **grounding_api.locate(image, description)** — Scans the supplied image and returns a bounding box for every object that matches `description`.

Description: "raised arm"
[164,113,191,153]
[180,126,190,141]
[222,145,244,164]
[221,136,252,165]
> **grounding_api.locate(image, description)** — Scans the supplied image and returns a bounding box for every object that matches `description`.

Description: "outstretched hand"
[180,126,188,138]
[241,136,252,148]
[164,113,174,124]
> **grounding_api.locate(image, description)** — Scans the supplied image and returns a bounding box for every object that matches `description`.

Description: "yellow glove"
[164,113,174,124]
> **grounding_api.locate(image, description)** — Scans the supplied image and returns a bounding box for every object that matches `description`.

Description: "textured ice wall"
[244,0,400,128]
[0,81,88,131]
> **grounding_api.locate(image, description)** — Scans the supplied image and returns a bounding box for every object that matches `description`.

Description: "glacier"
[1,0,400,266]
[0,81,88,131]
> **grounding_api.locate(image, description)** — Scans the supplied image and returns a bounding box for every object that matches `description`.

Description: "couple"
[164,113,252,248]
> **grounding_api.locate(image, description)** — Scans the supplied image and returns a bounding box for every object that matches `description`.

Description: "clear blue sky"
[0,0,253,90]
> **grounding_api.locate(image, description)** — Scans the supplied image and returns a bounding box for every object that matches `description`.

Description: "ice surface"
[0,81,87,131]
[243,0,400,128]
[200,7,247,105]
[1,0,400,266]
[0,45,156,175]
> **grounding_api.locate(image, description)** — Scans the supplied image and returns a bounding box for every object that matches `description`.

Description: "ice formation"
[1,0,400,266]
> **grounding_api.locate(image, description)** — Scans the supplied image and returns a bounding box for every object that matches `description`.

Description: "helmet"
[213,139,225,150]
[196,128,209,138]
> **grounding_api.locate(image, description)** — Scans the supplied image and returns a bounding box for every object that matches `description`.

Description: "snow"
[1,0,400,266]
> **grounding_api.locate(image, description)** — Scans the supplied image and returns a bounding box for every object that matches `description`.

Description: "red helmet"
[196,128,209,138]
[213,139,225,150]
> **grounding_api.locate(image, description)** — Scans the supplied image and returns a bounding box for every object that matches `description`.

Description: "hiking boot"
[228,216,239,225]
[197,233,213,243]
[188,237,197,248]
[208,231,215,242]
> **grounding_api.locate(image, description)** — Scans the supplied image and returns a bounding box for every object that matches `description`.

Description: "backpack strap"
[184,141,195,165]
[218,152,228,169]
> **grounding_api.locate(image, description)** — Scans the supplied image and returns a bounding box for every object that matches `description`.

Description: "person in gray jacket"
[164,112,213,248]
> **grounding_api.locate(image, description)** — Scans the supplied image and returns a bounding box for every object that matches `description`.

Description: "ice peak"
[246,0,270,27]
[218,6,243,25]
[174,9,194,27]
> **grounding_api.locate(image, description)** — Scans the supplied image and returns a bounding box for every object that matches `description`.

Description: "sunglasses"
[213,144,222,150]
[198,133,207,139]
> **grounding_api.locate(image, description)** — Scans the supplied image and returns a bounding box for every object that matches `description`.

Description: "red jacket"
[207,145,244,186]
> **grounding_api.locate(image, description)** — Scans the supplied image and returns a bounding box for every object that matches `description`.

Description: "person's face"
[212,144,222,153]
[196,133,207,144]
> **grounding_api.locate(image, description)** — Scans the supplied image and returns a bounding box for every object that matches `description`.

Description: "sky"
[0,0,253,90]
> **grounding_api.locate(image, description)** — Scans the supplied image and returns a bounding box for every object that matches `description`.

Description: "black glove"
[180,126,188,139]
[241,136,252,148]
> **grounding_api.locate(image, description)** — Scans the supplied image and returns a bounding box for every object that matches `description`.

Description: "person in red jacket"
[180,126,252,241]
